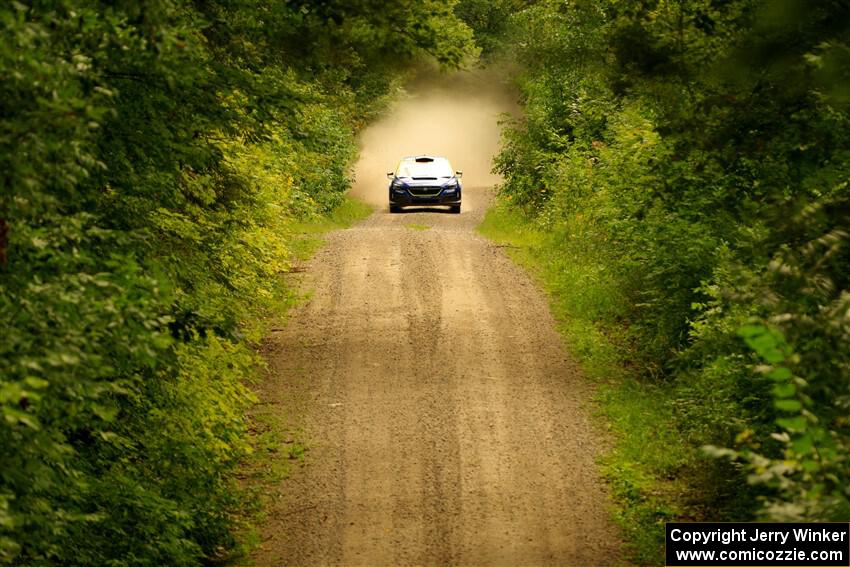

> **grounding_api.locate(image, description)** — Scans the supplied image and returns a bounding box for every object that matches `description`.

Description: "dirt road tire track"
[252,186,624,566]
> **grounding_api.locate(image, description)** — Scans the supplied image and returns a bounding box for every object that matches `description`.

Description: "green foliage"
[705,214,850,521]
[0,1,474,564]
[492,0,850,559]
[454,0,529,59]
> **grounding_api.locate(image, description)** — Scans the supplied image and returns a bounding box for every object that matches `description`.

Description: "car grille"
[409,186,442,197]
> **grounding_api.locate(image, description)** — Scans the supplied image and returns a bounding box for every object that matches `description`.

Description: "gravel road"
[251,69,623,566]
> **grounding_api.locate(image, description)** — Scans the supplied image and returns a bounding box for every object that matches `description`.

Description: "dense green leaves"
[493,0,850,529]
[1,1,474,564]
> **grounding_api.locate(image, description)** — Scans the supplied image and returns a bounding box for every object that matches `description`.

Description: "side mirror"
[455,171,463,178]
[386,172,394,179]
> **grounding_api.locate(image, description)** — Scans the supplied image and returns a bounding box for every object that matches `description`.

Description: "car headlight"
[391,180,407,190]
[442,183,458,193]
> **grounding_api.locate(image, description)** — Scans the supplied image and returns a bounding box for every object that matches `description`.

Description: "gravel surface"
[250,69,624,566]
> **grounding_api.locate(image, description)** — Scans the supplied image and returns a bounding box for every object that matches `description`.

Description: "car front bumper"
[389,187,461,207]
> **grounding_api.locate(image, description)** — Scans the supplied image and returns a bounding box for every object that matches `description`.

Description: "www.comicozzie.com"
[665,522,850,566]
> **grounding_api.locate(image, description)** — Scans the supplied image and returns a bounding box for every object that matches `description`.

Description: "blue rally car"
[387,155,462,214]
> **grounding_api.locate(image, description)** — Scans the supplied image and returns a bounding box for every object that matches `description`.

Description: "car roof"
[399,155,450,164]
[396,155,453,177]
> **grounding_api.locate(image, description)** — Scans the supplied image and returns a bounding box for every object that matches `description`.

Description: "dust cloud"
[350,67,518,208]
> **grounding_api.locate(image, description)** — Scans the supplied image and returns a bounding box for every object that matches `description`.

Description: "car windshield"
[396,157,453,178]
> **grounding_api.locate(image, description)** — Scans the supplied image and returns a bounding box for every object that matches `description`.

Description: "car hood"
[395,176,457,187]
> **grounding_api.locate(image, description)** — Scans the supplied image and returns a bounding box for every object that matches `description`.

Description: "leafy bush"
[492,0,850,538]
[0,1,474,564]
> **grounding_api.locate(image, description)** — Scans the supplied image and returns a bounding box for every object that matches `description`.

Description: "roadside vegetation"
[0,2,475,564]
[468,0,850,562]
[6,0,849,564]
